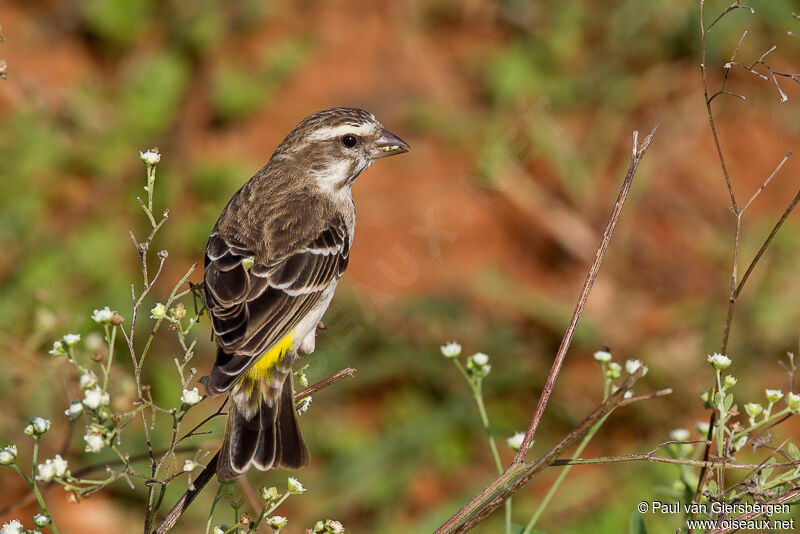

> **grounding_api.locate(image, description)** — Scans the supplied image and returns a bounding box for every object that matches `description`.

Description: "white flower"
[471,352,489,366]
[36,455,68,481]
[30,417,50,435]
[625,359,647,376]
[0,519,23,534]
[605,362,622,379]
[62,333,81,347]
[82,387,110,410]
[696,421,710,435]
[33,514,49,528]
[787,392,800,413]
[296,396,312,415]
[440,342,462,358]
[180,387,202,406]
[84,429,105,453]
[183,460,198,472]
[287,476,306,494]
[150,303,167,320]
[745,402,763,419]
[707,353,731,370]
[139,149,161,166]
[506,431,525,451]
[52,454,69,477]
[65,400,84,420]
[79,370,98,389]
[91,307,115,324]
[324,520,345,533]
[0,445,17,465]
[212,527,224,534]
[48,340,66,356]
[723,375,737,388]
[669,428,690,441]
[466,353,491,378]
[593,350,612,363]
[766,389,784,403]
[294,368,309,388]
[265,516,287,530]
[611,385,635,399]
[260,486,279,502]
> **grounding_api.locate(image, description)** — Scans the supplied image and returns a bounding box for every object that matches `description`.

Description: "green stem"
[453,360,511,534]
[250,493,290,532]
[103,325,116,390]
[24,440,61,534]
[732,407,791,442]
[206,483,228,534]
[521,412,612,534]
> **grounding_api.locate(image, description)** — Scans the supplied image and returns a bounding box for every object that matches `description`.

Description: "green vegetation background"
[2,0,800,532]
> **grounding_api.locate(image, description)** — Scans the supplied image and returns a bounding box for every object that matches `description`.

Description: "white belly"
[292,279,338,355]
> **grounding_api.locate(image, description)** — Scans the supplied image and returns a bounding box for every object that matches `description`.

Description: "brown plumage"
[204,108,409,480]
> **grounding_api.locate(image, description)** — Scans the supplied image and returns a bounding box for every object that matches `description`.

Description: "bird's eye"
[341,134,358,148]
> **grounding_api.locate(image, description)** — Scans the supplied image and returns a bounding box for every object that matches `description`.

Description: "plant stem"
[25,440,61,534]
[452,360,511,533]
[521,412,612,533]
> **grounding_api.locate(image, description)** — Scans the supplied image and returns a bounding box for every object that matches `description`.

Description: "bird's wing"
[204,217,350,392]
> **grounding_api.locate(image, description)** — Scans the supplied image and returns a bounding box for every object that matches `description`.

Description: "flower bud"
[260,486,279,502]
[707,353,731,370]
[62,333,81,347]
[787,392,800,414]
[669,428,690,441]
[91,307,116,324]
[625,359,647,376]
[287,476,306,494]
[48,340,66,357]
[265,516,287,530]
[140,148,161,166]
[324,520,345,533]
[180,388,202,406]
[440,342,462,358]
[745,402,763,419]
[506,432,525,451]
[65,401,84,420]
[765,389,784,404]
[0,445,17,465]
[150,303,168,320]
[605,362,622,379]
[593,349,612,363]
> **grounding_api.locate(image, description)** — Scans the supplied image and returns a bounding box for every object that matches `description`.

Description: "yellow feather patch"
[245,331,294,382]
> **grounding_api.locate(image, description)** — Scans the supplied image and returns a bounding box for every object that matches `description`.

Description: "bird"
[203,108,409,480]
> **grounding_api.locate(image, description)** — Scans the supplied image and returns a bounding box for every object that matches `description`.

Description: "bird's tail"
[217,373,309,481]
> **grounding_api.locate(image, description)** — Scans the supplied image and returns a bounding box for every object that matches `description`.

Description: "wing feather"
[204,216,350,393]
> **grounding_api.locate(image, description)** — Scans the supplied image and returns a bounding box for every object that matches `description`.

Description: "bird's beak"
[370,128,410,159]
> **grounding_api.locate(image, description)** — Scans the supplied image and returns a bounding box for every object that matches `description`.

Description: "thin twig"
[436,370,656,534]
[710,486,800,533]
[510,127,657,464]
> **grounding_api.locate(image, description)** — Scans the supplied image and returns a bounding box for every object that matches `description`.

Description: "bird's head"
[274,108,410,191]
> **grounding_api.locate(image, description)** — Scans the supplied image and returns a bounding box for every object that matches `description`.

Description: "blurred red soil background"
[1,1,800,532]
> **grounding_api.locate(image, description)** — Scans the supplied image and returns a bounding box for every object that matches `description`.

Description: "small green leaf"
[706,479,718,496]
[724,394,734,412]
[760,458,777,486]
[786,443,800,461]
[629,511,648,534]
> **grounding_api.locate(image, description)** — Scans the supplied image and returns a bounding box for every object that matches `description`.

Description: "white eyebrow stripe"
[307,123,376,141]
